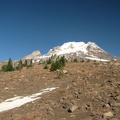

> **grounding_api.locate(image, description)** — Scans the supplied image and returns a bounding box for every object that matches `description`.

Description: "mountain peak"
[87,42,99,48]
[21,41,119,62]
[31,50,41,55]
[22,50,42,60]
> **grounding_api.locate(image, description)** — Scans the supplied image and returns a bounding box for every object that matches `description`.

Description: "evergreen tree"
[47,58,51,64]
[16,60,23,70]
[50,62,56,71]
[50,56,66,71]
[73,58,78,62]
[81,59,84,62]
[6,58,15,71]
[24,59,28,67]
[30,59,32,66]
[59,56,65,66]
[27,59,33,68]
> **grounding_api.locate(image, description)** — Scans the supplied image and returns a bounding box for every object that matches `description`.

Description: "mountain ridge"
[21,41,119,62]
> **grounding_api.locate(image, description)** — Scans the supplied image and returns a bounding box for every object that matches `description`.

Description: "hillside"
[0,61,120,120]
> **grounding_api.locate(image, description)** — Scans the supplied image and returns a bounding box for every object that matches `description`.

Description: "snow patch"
[85,57,109,62]
[0,87,58,112]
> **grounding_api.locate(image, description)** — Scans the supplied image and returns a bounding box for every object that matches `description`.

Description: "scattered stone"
[114,103,120,107]
[105,104,110,108]
[103,111,114,118]
[116,96,120,100]
[63,70,68,74]
[68,105,77,113]
[70,114,76,118]
[112,107,119,112]
[5,87,9,90]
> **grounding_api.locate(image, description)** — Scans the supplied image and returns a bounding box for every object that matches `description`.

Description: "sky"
[0,0,120,60]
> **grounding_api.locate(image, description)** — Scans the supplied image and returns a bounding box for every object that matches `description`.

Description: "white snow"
[85,57,109,62]
[56,42,89,55]
[45,41,101,56]
[87,42,99,48]
[0,87,58,112]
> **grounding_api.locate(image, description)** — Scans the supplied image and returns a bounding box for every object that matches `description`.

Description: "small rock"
[114,103,120,107]
[103,111,114,118]
[5,87,9,90]
[116,96,120,100]
[48,111,55,116]
[70,99,77,105]
[63,70,68,74]
[68,105,77,112]
[70,114,76,118]
[112,107,119,112]
[105,104,110,108]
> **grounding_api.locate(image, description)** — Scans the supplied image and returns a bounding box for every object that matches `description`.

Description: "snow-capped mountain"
[43,41,117,61]
[46,41,104,56]
[22,42,119,62]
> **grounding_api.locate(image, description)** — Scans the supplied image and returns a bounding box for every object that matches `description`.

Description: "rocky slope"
[0,61,120,120]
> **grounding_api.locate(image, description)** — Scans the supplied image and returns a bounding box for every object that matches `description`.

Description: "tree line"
[1,58,33,72]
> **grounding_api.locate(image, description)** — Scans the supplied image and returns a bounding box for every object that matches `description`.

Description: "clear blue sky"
[0,0,120,60]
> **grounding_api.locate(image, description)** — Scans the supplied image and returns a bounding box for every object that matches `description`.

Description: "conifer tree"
[50,56,66,71]
[59,56,65,66]
[30,59,32,66]
[16,60,23,70]
[47,58,51,64]
[6,58,15,71]
[24,59,28,67]
[27,59,33,68]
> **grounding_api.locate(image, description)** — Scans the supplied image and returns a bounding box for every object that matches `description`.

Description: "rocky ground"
[0,61,120,120]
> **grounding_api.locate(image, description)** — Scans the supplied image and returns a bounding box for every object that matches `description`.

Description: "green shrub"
[50,56,66,71]
[50,62,57,71]
[87,59,90,62]
[73,58,78,62]
[81,59,84,62]
[1,58,15,72]
[1,64,7,72]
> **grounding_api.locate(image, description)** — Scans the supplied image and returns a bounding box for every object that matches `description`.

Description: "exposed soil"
[0,61,120,120]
